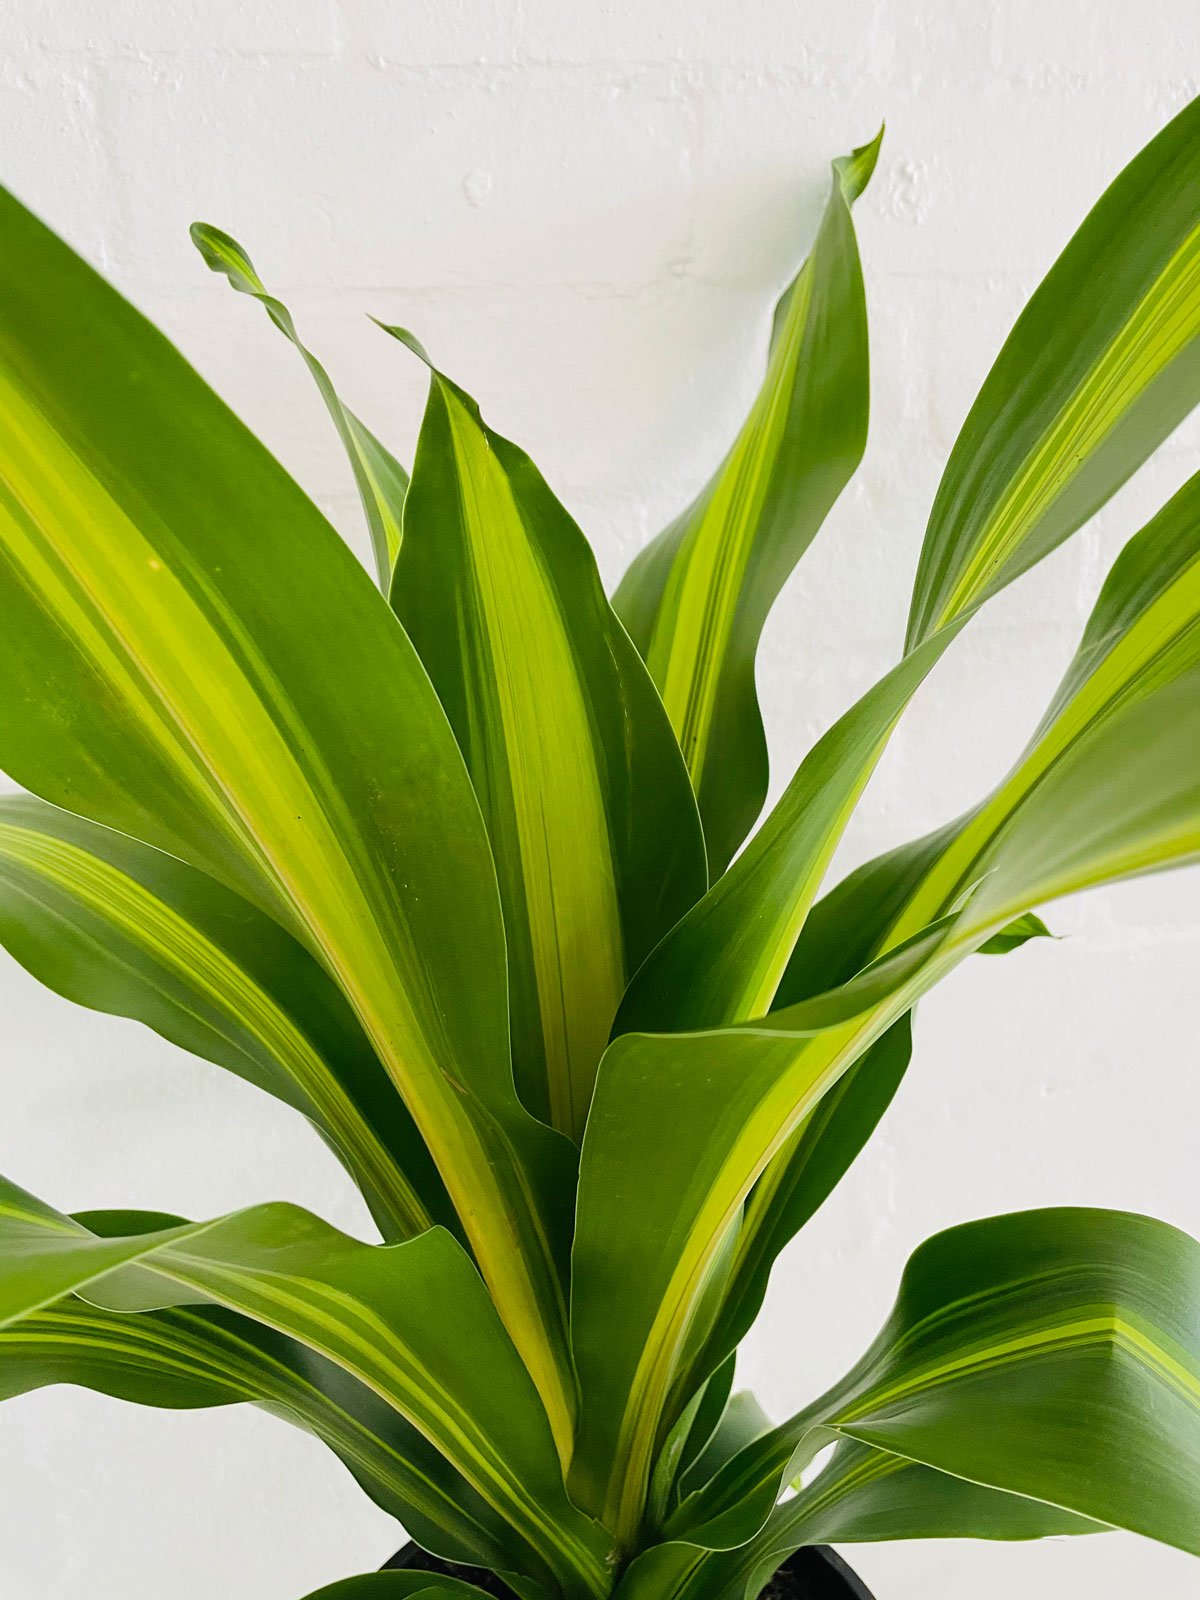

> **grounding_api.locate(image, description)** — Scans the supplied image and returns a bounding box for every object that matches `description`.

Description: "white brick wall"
[0,3,1197,1597]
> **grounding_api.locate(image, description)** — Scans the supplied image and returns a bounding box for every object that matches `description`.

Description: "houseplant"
[0,89,1198,1600]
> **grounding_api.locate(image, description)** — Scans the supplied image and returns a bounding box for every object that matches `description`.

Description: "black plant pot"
[383,1542,874,1600]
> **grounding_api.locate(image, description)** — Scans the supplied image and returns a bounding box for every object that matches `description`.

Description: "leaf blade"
[614,133,881,872]
[0,1178,611,1597]
[0,186,575,1436]
[674,1209,1200,1558]
[907,95,1200,647]
[0,794,450,1242]
[191,222,408,587]
[387,343,705,1137]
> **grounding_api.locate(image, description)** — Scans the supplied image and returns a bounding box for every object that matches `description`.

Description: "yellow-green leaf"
[0,1289,538,1578]
[570,481,1200,1544]
[614,133,881,873]
[907,94,1200,647]
[672,1209,1200,1557]
[0,186,575,1445]
[0,1177,611,1598]
[0,793,451,1243]
[386,334,706,1138]
[191,222,408,587]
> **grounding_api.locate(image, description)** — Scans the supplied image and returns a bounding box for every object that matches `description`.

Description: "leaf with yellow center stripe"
[383,328,706,1139]
[0,186,576,1448]
[614,132,881,874]
[620,95,1200,1042]
[0,1284,551,1583]
[668,1209,1200,1560]
[191,222,409,589]
[0,793,452,1243]
[0,1176,611,1599]
[907,94,1200,647]
[569,480,1200,1544]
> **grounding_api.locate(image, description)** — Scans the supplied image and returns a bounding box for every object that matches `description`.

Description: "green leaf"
[191,222,408,588]
[621,97,1200,1041]
[906,94,1200,648]
[688,865,1051,1381]
[689,1017,914,1386]
[0,1177,611,1598]
[614,132,881,874]
[675,1391,773,1507]
[0,1288,541,1578]
[384,332,706,1138]
[661,1353,737,1511]
[756,1438,1100,1548]
[570,486,1200,1543]
[672,1209,1200,1558]
[708,464,1200,1375]
[0,186,576,1441]
[617,1442,1097,1600]
[885,468,1200,948]
[977,910,1053,955]
[300,1579,490,1600]
[0,794,451,1243]
[615,630,953,1035]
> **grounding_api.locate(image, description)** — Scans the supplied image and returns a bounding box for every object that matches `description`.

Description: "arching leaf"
[191,222,408,587]
[0,794,451,1242]
[0,1177,610,1599]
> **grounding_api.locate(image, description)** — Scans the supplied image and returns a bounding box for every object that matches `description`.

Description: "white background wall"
[1,2,1198,1596]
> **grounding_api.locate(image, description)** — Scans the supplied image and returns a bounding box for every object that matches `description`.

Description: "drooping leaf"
[384,332,706,1137]
[671,1209,1200,1558]
[614,133,881,873]
[977,910,1053,954]
[906,94,1200,647]
[0,1177,611,1598]
[191,222,408,588]
[0,187,575,1441]
[0,1289,541,1579]
[0,794,451,1242]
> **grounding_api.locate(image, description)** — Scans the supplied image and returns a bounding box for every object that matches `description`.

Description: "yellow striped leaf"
[622,97,1200,1052]
[617,1442,1094,1600]
[0,187,575,1444]
[607,420,1200,1431]
[907,95,1200,647]
[0,794,451,1243]
[385,333,706,1138]
[614,133,881,873]
[0,1176,611,1598]
[570,481,1200,1544]
[671,1209,1200,1558]
[191,223,409,588]
[0,1289,538,1579]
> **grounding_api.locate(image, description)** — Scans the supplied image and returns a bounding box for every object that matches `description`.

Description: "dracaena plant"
[0,93,1199,1600]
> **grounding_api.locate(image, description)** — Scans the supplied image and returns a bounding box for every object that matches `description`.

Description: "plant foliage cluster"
[0,98,1199,1600]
